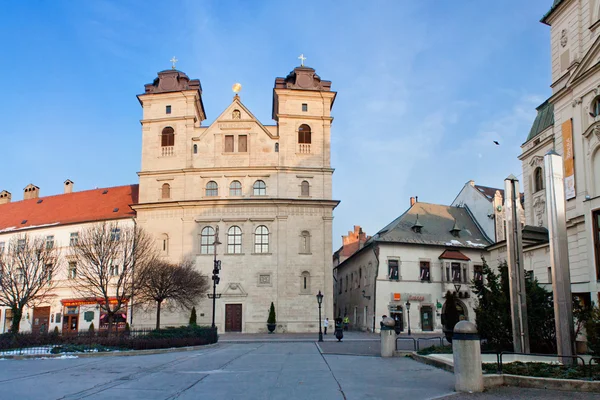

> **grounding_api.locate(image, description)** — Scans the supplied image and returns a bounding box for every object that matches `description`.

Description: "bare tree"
[136,259,209,330]
[69,222,155,334]
[0,234,59,333]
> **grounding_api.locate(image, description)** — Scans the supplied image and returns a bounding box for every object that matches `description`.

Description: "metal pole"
[544,150,575,364]
[407,309,411,335]
[318,302,323,342]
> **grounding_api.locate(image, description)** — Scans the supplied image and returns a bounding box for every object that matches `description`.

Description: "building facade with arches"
[133,65,338,332]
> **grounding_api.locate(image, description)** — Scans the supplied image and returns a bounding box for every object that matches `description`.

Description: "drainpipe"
[372,242,380,333]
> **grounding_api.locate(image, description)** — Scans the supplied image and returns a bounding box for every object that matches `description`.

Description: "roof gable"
[0,185,138,233]
[567,34,600,87]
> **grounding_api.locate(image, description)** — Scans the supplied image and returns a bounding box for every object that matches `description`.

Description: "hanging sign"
[562,119,576,200]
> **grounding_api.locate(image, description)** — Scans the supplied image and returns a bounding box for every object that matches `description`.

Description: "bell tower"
[137,66,206,204]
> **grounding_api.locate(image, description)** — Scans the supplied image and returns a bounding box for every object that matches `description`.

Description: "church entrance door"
[225,304,242,332]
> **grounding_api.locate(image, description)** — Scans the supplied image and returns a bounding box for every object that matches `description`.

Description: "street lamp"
[405,300,411,336]
[316,290,324,342]
[208,226,222,329]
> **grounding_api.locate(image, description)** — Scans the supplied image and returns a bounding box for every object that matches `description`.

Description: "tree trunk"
[107,314,114,337]
[156,301,162,331]
[10,307,23,333]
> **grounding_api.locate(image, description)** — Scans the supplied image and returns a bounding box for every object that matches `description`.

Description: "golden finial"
[232,83,242,93]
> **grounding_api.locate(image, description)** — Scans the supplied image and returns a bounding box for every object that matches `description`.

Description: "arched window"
[230,180,242,196]
[253,180,266,196]
[300,230,310,253]
[200,226,215,254]
[206,181,218,196]
[592,96,600,117]
[254,225,269,253]
[193,144,198,154]
[161,127,175,147]
[301,180,310,196]
[298,124,311,144]
[301,271,310,294]
[227,226,242,254]
[534,167,544,192]
[159,233,169,254]
[161,183,170,199]
[593,148,600,196]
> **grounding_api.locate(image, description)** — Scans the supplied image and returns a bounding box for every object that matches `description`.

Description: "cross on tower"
[170,56,178,70]
[298,54,306,67]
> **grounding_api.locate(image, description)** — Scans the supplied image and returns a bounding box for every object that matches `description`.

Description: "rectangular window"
[445,263,450,282]
[238,135,247,152]
[166,105,171,114]
[548,266,552,284]
[302,103,308,112]
[17,239,25,252]
[419,261,430,281]
[69,232,79,246]
[225,135,234,152]
[45,264,53,282]
[45,235,54,249]
[68,262,77,279]
[462,265,467,283]
[109,265,119,276]
[474,265,483,282]
[388,260,399,280]
[451,262,461,282]
[110,228,121,241]
[0,242,4,254]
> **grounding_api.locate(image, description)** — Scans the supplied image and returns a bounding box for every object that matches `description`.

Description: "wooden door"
[63,315,79,334]
[421,306,433,331]
[225,304,242,332]
[33,307,51,334]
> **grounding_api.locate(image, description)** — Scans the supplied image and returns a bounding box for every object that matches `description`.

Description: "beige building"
[333,200,491,333]
[132,65,338,332]
[0,182,137,334]
[487,0,600,308]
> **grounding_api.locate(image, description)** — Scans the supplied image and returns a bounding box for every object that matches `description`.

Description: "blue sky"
[0,0,552,248]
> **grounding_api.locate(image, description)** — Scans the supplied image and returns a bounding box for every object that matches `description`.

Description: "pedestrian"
[343,315,349,331]
[324,318,329,335]
[380,315,387,330]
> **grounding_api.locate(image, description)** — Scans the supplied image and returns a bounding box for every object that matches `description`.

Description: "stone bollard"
[380,317,396,357]
[452,320,483,393]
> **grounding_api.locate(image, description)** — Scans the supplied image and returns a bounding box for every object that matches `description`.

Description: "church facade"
[132,65,338,332]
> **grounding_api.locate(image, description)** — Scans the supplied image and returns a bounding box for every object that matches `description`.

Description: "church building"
[133,63,338,332]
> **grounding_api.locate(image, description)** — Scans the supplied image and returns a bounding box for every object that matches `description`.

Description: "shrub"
[189,307,197,326]
[88,322,95,334]
[267,302,276,325]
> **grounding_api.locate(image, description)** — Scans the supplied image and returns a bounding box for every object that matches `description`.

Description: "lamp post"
[316,290,324,342]
[209,226,222,329]
[405,300,411,336]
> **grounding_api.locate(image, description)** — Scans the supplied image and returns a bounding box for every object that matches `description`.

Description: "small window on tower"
[166,105,172,114]
[302,103,308,112]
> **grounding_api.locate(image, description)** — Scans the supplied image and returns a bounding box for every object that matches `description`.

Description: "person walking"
[343,315,350,331]
[324,318,329,335]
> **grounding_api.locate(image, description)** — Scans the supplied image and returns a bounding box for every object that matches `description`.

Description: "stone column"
[544,150,575,362]
[380,317,396,357]
[504,175,530,353]
[452,321,483,393]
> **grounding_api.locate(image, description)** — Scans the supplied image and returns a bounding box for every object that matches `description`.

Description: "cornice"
[132,198,340,211]
[138,166,335,177]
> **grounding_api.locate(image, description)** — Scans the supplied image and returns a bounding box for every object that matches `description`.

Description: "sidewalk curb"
[0,342,220,360]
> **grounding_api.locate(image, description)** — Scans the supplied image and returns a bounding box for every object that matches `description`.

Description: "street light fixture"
[405,300,411,336]
[208,226,222,330]
[316,290,324,342]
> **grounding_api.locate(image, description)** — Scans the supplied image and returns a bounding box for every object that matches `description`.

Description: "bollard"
[380,317,396,357]
[452,321,483,393]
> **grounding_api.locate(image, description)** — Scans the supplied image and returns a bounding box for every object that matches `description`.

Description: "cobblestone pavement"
[440,387,600,399]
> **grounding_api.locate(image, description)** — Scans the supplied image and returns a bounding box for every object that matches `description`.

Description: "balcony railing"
[161,146,175,157]
[298,143,311,154]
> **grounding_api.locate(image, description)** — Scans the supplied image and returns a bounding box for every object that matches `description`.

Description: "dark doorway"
[594,209,600,280]
[421,306,434,331]
[32,306,50,334]
[390,306,404,333]
[225,304,242,332]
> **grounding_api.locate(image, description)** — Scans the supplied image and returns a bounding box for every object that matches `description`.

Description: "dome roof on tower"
[274,66,332,91]
[144,69,202,94]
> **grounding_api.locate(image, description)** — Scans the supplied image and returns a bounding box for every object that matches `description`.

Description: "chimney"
[23,184,40,200]
[410,197,416,207]
[64,179,74,194]
[0,190,11,204]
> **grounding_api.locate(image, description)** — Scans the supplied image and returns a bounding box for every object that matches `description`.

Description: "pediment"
[202,95,277,140]
[568,34,600,86]
[221,282,248,297]
[529,155,544,167]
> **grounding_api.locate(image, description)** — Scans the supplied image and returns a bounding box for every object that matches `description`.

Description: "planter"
[267,323,276,334]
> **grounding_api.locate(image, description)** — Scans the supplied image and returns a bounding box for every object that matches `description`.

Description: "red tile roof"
[0,184,138,233]
[438,249,471,261]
